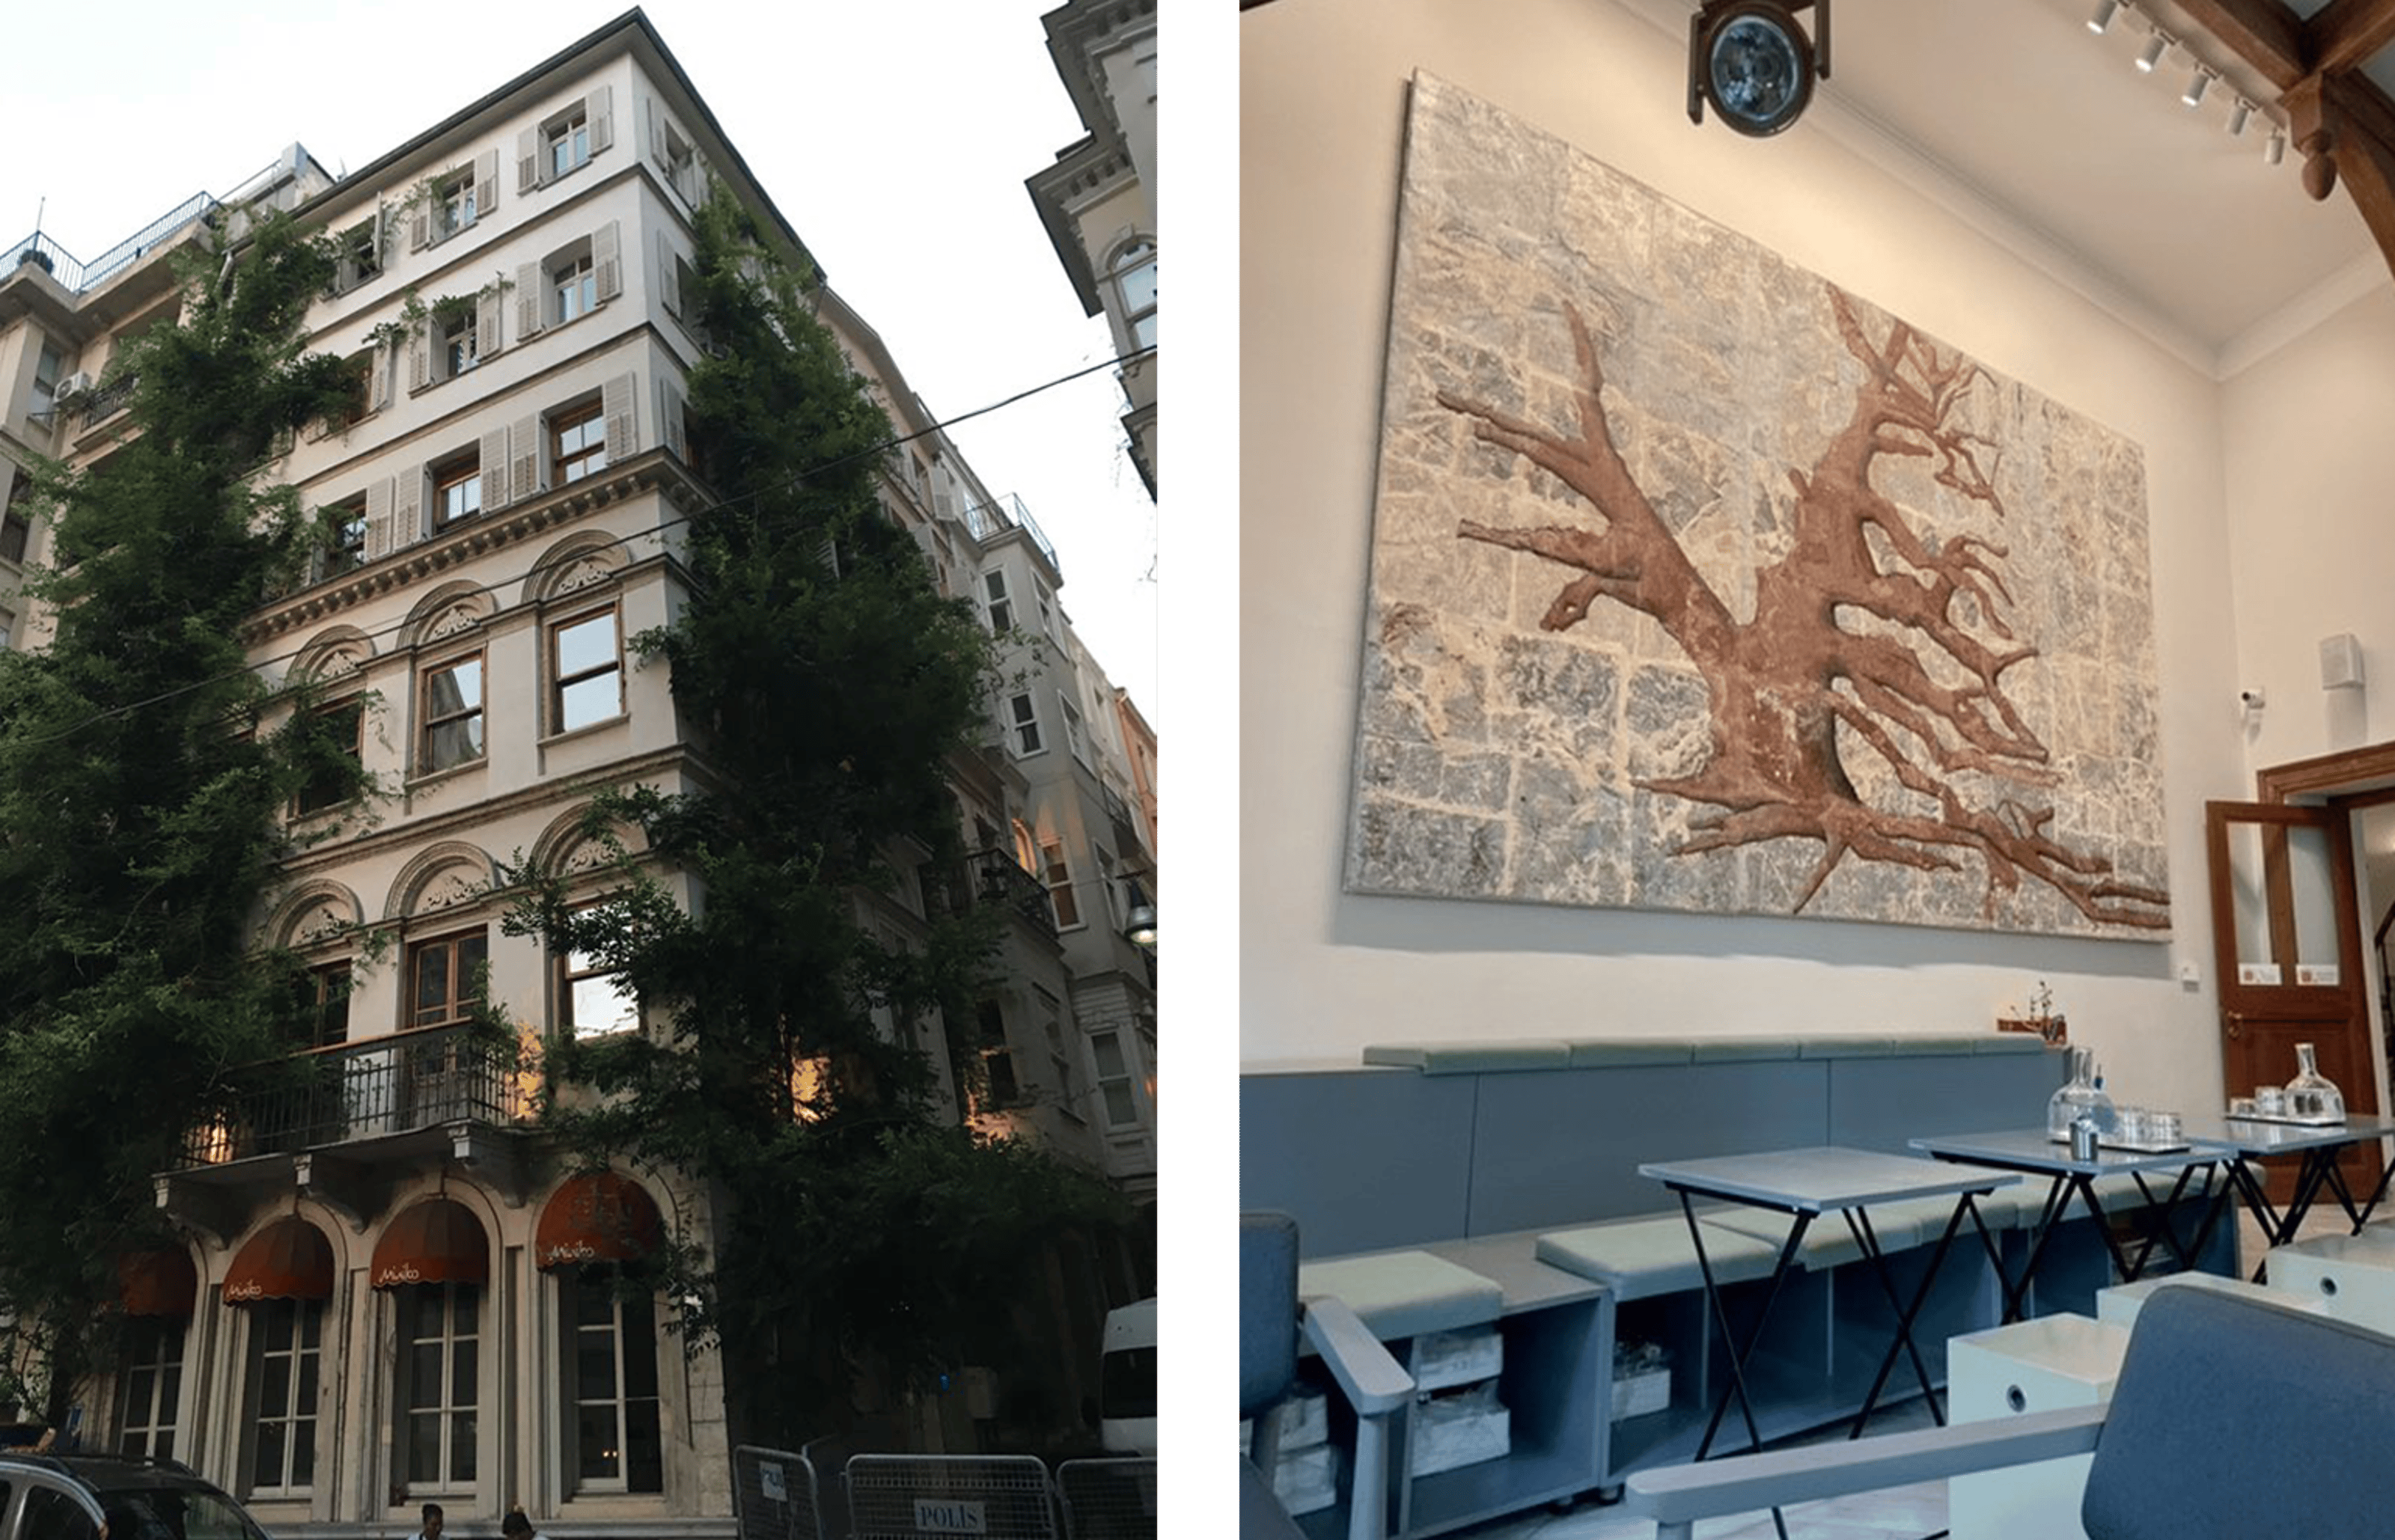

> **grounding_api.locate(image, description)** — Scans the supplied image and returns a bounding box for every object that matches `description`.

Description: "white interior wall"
[1239,0,2274,1119]
[2219,286,2395,763]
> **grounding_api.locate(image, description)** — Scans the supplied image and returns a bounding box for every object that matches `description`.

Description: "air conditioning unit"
[52,372,92,403]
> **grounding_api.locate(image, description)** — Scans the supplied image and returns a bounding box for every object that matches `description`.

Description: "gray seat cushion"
[1296,1250,1504,1340]
[1537,1215,1788,1300]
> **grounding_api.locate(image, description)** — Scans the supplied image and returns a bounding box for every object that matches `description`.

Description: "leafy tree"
[0,212,367,1421]
[513,184,1124,1446]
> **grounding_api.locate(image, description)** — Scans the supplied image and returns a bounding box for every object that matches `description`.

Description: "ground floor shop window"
[563,1265,662,1493]
[242,1299,322,1494]
[395,1282,480,1491]
[117,1316,185,1461]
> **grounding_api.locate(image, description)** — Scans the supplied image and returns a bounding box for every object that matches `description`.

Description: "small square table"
[1638,1145,2020,1539]
[1908,1128,2221,1321]
[2178,1111,2395,1271]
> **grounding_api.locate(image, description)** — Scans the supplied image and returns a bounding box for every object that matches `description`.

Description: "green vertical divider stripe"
[1164,0,1236,1533]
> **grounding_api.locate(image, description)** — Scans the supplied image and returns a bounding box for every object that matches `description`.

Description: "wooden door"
[2206,801,2379,1203]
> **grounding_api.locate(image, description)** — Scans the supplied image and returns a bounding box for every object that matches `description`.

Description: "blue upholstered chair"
[1241,1211,1413,1540]
[1625,1285,2395,1540]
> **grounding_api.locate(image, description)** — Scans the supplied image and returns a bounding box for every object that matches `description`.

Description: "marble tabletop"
[1638,1145,2022,1211]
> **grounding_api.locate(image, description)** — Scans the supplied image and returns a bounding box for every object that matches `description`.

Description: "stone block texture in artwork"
[1344,74,2171,939]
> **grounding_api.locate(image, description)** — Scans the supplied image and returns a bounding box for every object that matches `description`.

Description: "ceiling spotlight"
[1687,1,1831,139]
[2228,98,2252,136]
[2182,70,2211,108]
[2266,126,2287,165]
[2088,0,2120,34]
[2137,32,2168,71]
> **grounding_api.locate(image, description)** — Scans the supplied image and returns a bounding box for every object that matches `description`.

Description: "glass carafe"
[2048,1045,2113,1140]
[2284,1042,2346,1121]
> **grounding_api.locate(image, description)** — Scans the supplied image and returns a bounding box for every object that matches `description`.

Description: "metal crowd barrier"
[733,1445,1156,1540]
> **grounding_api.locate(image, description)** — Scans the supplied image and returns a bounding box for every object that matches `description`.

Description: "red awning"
[372,1199,489,1290]
[118,1250,198,1318]
[223,1218,334,1304]
[534,1170,662,1270]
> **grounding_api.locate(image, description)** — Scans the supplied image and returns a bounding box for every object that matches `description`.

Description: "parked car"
[1099,1297,1158,1456]
[0,1453,271,1540]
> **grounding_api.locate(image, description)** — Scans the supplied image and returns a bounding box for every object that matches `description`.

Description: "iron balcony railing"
[180,1025,532,1168]
[72,373,137,428]
[925,849,1061,941]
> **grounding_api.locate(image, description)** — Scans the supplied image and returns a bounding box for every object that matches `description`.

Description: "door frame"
[2254,740,2395,1127]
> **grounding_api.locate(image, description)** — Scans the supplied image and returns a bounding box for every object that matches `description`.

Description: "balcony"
[959,494,1062,582]
[927,849,1062,941]
[71,373,138,430]
[180,1027,532,1167]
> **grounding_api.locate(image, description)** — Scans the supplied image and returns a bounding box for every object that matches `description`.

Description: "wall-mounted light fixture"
[2182,69,2212,108]
[2136,31,2170,72]
[2088,0,2120,34]
[1688,1,1829,138]
[1123,904,1158,953]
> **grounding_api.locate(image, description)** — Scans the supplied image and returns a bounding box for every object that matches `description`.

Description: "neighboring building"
[1026,0,1157,498]
[0,8,1155,1530]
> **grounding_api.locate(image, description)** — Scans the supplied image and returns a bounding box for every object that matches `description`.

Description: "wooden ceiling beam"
[2286,73,2395,284]
[2172,0,2309,89]
[2305,0,2395,76]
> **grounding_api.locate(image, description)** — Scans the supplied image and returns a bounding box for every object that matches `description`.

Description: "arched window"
[1108,239,1156,351]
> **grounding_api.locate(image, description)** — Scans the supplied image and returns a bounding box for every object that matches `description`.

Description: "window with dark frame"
[242,1298,323,1495]
[2,469,31,565]
[295,698,364,816]
[552,401,607,486]
[408,929,489,1031]
[559,902,638,1039]
[323,495,368,578]
[562,1265,663,1493]
[983,569,1013,632]
[337,220,381,291]
[419,653,484,773]
[551,607,622,733]
[338,352,374,426]
[1111,238,1157,350]
[432,450,482,529]
[297,961,352,1050]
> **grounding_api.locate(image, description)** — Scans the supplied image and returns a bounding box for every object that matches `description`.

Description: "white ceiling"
[1630,0,2388,372]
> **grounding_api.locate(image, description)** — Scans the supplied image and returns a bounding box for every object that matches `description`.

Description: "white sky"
[0,0,1160,730]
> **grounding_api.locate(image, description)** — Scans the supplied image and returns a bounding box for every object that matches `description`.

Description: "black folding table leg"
[1677,1189,1801,1540]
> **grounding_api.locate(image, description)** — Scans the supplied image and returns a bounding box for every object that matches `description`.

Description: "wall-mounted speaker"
[2320,632,2365,690]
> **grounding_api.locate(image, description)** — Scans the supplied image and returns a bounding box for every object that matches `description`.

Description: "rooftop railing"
[2,190,223,298]
[961,495,1062,581]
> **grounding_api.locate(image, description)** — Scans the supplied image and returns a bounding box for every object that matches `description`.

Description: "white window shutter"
[367,342,392,414]
[516,260,546,339]
[393,465,424,550]
[512,412,541,502]
[475,148,499,216]
[517,127,540,192]
[409,204,429,252]
[409,329,430,392]
[478,286,504,360]
[594,220,623,303]
[643,95,665,168]
[602,371,638,462]
[364,477,394,561]
[659,231,680,317]
[658,374,687,461]
[479,425,510,513]
[590,84,614,155]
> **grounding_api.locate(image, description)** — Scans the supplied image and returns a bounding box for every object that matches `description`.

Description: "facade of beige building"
[0,10,1156,1534]
[1028,0,1157,498]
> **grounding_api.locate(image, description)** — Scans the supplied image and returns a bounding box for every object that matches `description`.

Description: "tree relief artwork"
[1346,75,2170,938]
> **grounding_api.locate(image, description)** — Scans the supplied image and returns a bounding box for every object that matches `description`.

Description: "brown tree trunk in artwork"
[1438,288,2167,929]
